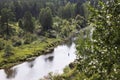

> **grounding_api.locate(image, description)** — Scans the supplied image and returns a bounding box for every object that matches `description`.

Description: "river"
[0,42,77,80]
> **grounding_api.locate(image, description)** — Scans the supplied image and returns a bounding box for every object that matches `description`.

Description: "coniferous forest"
[0,0,120,80]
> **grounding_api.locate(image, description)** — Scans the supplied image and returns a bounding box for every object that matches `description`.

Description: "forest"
[0,0,120,80]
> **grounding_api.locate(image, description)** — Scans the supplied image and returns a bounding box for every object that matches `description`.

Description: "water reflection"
[45,56,54,62]
[4,68,17,79]
[0,42,76,80]
[28,61,34,68]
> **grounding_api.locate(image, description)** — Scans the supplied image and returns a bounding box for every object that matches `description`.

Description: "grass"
[48,66,78,80]
[0,38,62,69]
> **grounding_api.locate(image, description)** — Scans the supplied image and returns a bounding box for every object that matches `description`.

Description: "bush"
[75,15,85,28]
[11,36,19,43]
[24,33,37,44]
[47,30,57,38]
[76,1,120,80]
[13,40,22,47]
[0,39,5,50]
[11,36,22,47]
[39,7,53,31]
[3,45,14,57]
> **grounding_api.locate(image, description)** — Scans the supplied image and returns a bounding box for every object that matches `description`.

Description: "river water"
[0,42,77,80]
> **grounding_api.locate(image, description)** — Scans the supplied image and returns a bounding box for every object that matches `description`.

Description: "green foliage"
[18,19,23,29]
[39,7,53,31]
[77,0,120,80]
[74,1,89,20]
[24,33,37,44]
[74,1,89,28]
[75,1,84,17]
[0,39,5,50]
[0,38,61,68]
[82,2,89,19]
[58,2,75,19]
[46,2,56,16]
[23,11,35,33]
[13,40,22,47]
[10,36,22,47]
[4,45,14,57]
[75,15,85,29]
[53,17,62,32]
[53,17,78,38]
[0,8,15,23]
[0,8,15,38]
[59,19,76,38]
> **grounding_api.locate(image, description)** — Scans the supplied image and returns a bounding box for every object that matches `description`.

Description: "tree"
[39,7,53,31]
[75,1,85,17]
[77,0,120,79]
[4,45,14,57]
[46,2,56,16]
[74,1,89,28]
[31,2,39,18]
[58,2,75,19]
[58,6,64,18]
[75,15,85,29]
[18,19,23,29]
[63,2,75,19]
[23,11,34,33]
[13,1,23,21]
[0,8,15,38]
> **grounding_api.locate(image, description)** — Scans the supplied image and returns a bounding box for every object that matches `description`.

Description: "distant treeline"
[0,0,89,21]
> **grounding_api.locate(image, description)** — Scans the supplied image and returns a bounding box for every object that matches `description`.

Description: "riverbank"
[0,38,62,69]
[0,28,78,69]
[43,61,78,80]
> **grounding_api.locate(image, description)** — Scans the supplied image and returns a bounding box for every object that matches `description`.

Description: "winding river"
[0,42,77,80]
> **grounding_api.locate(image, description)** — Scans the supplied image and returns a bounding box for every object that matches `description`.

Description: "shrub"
[3,45,14,57]
[24,33,37,44]
[11,36,22,47]
[13,40,22,47]
[0,39,5,50]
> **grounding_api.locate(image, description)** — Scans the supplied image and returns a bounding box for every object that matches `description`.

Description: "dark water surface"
[0,42,76,80]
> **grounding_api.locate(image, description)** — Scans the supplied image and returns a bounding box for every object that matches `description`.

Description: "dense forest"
[0,0,120,80]
[0,0,88,58]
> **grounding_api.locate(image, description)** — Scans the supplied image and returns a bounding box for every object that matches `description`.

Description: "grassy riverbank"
[0,18,78,69]
[0,38,62,69]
